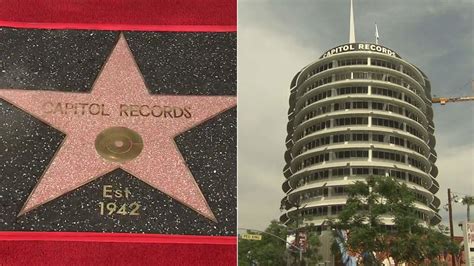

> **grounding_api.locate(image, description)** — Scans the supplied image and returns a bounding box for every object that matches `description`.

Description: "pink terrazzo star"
[0,34,236,222]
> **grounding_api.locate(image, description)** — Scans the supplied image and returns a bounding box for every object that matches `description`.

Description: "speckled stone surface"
[0,28,236,236]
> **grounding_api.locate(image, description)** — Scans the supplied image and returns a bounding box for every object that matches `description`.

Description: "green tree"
[238,220,322,266]
[238,220,288,266]
[303,231,323,265]
[332,176,459,265]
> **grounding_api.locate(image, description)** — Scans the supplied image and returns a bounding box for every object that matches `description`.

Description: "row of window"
[304,90,332,107]
[306,62,334,79]
[299,203,345,217]
[297,149,427,172]
[302,57,421,87]
[371,58,419,82]
[371,58,398,70]
[302,153,330,167]
[302,85,421,112]
[408,157,426,172]
[372,117,404,130]
[296,167,425,187]
[303,207,430,222]
[302,71,423,100]
[302,100,423,127]
[298,133,427,157]
[304,76,332,94]
[300,116,424,141]
[338,58,367,66]
[334,117,368,126]
[303,120,331,136]
[301,100,423,127]
[337,86,368,95]
[373,150,406,163]
[373,86,422,110]
[407,125,424,140]
[295,167,427,188]
[334,150,369,159]
[297,186,429,209]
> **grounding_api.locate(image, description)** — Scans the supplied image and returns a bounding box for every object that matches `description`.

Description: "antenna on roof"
[349,0,356,43]
[375,22,380,44]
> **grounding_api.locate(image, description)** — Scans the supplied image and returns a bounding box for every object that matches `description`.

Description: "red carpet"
[0,232,236,265]
[0,0,236,31]
[0,0,236,265]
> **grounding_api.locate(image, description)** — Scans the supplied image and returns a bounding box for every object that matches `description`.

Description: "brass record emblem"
[95,127,143,163]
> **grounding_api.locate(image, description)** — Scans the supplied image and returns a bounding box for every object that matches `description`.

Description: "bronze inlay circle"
[95,127,143,163]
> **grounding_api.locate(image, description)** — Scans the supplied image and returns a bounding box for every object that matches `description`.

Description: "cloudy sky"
[238,0,473,235]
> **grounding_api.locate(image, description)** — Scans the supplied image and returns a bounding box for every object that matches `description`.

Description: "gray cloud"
[238,0,474,235]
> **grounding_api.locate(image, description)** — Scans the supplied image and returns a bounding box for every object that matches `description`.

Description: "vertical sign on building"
[464,222,474,266]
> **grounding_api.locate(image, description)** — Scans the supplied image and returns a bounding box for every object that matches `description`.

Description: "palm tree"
[460,196,474,222]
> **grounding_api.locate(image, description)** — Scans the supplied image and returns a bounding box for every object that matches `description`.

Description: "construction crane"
[432,80,474,105]
[432,96,474,105]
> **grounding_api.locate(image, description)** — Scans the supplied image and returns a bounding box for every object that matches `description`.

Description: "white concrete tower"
[280,2,440,230]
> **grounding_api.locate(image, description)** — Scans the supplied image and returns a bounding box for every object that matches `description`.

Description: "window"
[333,134,349,143]
[299,170,330,187]
[372,87,402,99]
[353,72,369,79]
[408,174,423,186]
[372,102,384,110]
[332,168,350,177]
[334,117,368,126]
[331,205,344,215]
[302,153,330,168]
[337,86,368,95]
[372,168,386,176]
[372,134,385,142]
[372,117,403,130]
[303,105,331,121]
[353,102,368,109]
[338,58,367,66]
[304,90,333,107]
[306,62,334,79]
[352,133,369,141]
[373,151,406,163]
[335,72,351,81]
[302,206,328,217]
[408,157,426,172]
[406,125,423,140]
[371,59,398,70]
[335,150,368,159]
[333,187,346,196]
[389,136,405,146]
[303,120,331,137]
[353,168,369,175]
[389,170,406,180]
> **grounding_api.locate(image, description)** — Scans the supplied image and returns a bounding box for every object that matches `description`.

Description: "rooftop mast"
[349,0,356,43]
[375,23,380,44]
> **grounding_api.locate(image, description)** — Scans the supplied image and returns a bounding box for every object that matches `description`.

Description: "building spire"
[349,0,356,43]
[375,22,379,44]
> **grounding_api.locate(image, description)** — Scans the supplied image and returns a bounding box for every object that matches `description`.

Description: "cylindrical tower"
[280,43,441,228]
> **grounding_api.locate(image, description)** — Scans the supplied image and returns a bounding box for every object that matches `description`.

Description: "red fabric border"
[0,231,236,245]
[0,0,236,32]
[0,241,236,265]
[0,232,236,265]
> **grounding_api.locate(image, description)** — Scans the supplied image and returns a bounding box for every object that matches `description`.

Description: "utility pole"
[448,188,456,266]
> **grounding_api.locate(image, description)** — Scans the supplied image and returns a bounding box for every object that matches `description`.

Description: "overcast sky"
[238,0,473,235]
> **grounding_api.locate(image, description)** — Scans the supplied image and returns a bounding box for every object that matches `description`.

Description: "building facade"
[280,42,441,228]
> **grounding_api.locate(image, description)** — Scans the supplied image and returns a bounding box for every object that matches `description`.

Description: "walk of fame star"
[0,34,236,222]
